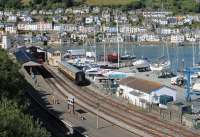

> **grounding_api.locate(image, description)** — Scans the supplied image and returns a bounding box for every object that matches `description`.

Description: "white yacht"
[132,59,150,71]
[150,59,171,71]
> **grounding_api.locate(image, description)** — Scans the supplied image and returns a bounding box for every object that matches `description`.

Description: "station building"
[117,77,177,108]
[47,48,61,66]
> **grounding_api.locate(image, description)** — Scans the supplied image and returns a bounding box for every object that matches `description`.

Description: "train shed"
[23,61,53,79]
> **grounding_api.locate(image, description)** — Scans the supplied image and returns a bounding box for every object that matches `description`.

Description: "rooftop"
[59,61,80,73]
[119,76,162,93]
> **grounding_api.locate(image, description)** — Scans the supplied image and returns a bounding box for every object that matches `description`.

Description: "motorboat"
[132,59,150,72]
[150,60,171,72]
[120,54,136,60]
[121,48,136,60]
[107,52,119,63]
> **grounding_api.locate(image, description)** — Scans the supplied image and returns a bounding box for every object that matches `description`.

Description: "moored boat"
[132,59,150,72]
[107,52,119,63]
[150,59,171,71]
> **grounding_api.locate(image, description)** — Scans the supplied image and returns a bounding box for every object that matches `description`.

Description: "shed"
[117,77,176,108]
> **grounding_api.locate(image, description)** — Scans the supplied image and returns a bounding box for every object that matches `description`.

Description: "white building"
[117,77,176,108]
[120,25,134,34]
[18,23,38,31]
[5,25,17,34]
[47,48,61,66]
[7,15,17,22]
[85,16,93,24]
[185,33,196,42]
[37,22,52,31]
[171,34,185,43]
[159,28,180,35]
[137,34,160,42]
[1,35,11,49]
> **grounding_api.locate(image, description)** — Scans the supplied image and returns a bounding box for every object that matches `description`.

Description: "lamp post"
[96,102,100,129]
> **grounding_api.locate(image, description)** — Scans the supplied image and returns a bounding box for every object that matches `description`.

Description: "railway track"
[82,87,199,137]
[44,65,200,137]
[43,67,150,137]
[50,78,167,137]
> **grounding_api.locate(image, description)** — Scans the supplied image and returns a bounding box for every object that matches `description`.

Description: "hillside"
[0,0,199,13]
[21,0,30,6]
[86,0,199,13]
[86,0,137,6]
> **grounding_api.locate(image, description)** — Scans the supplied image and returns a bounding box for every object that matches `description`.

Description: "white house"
[22,16,33,23]
[5,25,17,34]
[1,35,11,49]
[137,34,160,42]
[18,23,38,31]
[120,25,134,34]
[65,24,77,32]
[171,34,185,43]
[159,19,168,25]
[85,16,93,24]
[92,7,100,14]
[117,77,176,108]
[7,15,17,22]
[37,22,52,31]
[30,10,38,15]
[185,33,196,42]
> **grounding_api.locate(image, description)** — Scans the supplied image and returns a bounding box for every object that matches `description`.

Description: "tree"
[0,99,50,137]
[0,0,22,9]
[0,49,27,104]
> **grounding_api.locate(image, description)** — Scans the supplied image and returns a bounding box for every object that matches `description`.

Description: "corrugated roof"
[47,48,60,53]
[59,61,80,73]
[119,77,162,93]
[23,61,41,67]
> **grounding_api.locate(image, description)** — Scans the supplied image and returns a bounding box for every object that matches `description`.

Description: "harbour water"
[61,43,200,73]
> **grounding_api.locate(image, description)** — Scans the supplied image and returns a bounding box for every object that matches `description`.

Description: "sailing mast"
[193,42,195,67]
[116,10,120,68]
[94,22,97,63]
[199,39,200,63]
[103,33,106,64]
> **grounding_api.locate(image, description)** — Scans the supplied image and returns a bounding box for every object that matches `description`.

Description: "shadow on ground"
[25,85,84,137]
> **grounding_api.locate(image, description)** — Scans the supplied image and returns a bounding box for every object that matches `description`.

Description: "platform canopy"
[22,61,42,67]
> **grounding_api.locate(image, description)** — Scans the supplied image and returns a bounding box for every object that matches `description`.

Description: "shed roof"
[47,48,60,53]
[119,77,162,93]
[23,61,41,67]
[59,61,80,73]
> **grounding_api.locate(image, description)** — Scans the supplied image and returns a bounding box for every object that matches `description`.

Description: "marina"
[63,43,200,72]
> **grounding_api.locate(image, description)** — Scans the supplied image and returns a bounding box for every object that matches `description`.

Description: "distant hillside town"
[0,6,200,46]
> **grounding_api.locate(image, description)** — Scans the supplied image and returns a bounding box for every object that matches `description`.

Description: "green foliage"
[0,0,22,9]
[141,0,200,13]
[0,49,27,104]
[30,0,76,9]
[86,0,200,13]
[0,49,50,137]
[86,0,136,6]
[0,0,199,13]
[0,99,50,137]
